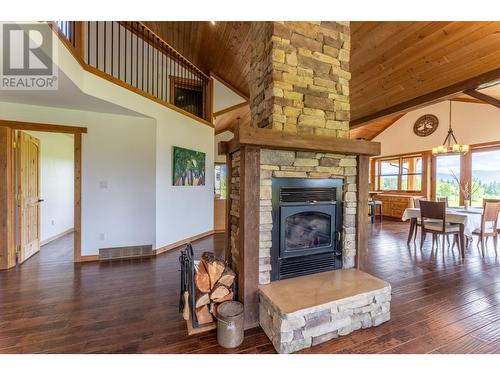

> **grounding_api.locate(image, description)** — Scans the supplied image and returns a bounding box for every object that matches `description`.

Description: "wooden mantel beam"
[463,89,500,109]
[227,126,380,156]
[350,67,500,128]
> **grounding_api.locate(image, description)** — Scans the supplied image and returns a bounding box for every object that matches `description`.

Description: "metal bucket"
[215,301,244,348]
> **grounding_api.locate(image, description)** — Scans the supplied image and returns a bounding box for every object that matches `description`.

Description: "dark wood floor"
[1,221,500,354]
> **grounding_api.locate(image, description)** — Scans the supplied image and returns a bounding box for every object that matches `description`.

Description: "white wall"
[374,101,500,157]
[25,131,74,243]
[0,23,215,255]
[214,130,235,163]
[213,78,246,113]
[0,102,157,256]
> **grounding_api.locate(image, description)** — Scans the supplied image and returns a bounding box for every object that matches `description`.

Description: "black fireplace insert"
[271,178,343,281]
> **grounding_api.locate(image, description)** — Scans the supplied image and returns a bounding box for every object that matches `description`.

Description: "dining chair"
[411,197,427,241]
[437,197,449,207]
[472,200,500,253]
[419,200,461,252]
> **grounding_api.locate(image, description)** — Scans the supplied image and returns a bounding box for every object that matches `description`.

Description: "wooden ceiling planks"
[348,114,405,141]
[142,21,500,131]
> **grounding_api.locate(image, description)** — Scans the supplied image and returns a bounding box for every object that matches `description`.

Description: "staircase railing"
[51,21,213,125]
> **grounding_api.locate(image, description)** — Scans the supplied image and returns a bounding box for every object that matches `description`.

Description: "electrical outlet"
[99,181,108,189]
[51,220,55,226]
[99,233,105,241]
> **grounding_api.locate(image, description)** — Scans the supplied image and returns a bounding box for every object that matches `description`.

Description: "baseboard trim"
[75,229,223,263]
[41,228,75,246]
[154,230,215,256]
[79,255,100,262]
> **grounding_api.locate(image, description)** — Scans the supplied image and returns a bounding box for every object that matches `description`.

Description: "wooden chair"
[419,200,461,252]
[472,200,500,253]
[437,197,449,207]
[411,197,427,241]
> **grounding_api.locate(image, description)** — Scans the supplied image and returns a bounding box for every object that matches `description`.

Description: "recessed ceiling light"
[210,21,216,25]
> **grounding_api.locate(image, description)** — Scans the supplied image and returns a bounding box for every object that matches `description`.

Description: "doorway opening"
[0,120,85,270]
[14,130,75,265]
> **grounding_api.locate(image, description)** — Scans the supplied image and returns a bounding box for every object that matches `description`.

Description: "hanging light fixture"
[432,100,469,155]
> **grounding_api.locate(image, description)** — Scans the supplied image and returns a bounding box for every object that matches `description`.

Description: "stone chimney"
[248,21,351,136]
[221,22,376,329]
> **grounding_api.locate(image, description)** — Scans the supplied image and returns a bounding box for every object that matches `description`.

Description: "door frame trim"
[0,120,86,268]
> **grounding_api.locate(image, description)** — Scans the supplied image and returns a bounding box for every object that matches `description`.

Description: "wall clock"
[413,114,439,137]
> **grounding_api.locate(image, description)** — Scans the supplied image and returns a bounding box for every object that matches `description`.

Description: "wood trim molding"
[40,228,75,246]
[231,126,381,156]
[74,133,82,263]
[213,101,249,118]
[0,120,87,134]
[79,255,100,262]
[0,127,15,270]
[350,67,500,128]
[210,72,249,101]
[154,230,216,256]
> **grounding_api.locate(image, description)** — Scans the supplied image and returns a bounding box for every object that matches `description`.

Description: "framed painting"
[172,146,206,186]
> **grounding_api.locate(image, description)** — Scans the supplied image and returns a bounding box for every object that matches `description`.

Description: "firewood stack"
[194,252,235,324]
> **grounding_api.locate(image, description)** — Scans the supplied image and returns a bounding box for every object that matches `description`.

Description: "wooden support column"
[0,127,15,270]
[356,155,369,270]
[238,145,260,329]
[460,151,472,206]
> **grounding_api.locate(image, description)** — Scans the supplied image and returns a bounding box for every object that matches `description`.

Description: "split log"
[212,291,233,303]
[195,291,210,308]
[195,305,213,324]
[217,267,236,288]
[211,283,230,301]
[201,252,226,289]
[195,261,211,293]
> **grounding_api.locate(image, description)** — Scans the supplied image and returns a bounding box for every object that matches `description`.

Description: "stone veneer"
[258,149,357,284]
[249,21,351,136]
[260,281,391,354]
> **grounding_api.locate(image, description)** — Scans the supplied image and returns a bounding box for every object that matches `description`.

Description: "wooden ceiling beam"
[463,89,500,109]
[350,67,500,129]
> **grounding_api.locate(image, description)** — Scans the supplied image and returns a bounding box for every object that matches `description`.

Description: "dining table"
[401,207,486,258]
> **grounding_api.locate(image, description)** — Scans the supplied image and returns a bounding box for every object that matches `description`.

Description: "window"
[170,77,205,119]
[435,154,461,207]
[376,155,423,192]
[214,164,227,199]
[471,149,500,207]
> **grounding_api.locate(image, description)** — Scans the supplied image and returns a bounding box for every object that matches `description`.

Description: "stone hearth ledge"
[259,269,391,353]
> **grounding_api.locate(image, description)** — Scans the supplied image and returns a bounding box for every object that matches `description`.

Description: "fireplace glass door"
[280,204,335,258]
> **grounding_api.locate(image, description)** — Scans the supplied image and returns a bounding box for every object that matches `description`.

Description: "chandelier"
[432,100,469,155]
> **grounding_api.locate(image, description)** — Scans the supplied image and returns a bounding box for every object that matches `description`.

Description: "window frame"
[169,75,206,119]
[375,153,425,193]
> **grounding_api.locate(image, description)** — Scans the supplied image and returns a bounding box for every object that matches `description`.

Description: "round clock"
[413,114,439,137]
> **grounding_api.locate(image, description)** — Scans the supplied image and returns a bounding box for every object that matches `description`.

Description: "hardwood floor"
[1,221,500,353]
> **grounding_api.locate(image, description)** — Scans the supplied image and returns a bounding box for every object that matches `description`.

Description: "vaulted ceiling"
[143,21,500,135]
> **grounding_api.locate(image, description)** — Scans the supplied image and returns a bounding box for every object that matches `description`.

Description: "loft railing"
[51,21,213,124]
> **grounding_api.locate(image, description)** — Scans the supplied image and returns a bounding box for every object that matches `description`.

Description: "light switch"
[99,180,108,189]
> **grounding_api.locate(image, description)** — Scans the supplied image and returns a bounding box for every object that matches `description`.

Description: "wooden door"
[16,131,41,263]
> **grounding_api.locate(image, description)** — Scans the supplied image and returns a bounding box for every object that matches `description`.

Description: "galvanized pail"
[215,301,244,348]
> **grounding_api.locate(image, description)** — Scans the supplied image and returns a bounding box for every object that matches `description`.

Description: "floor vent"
[99,245,153,261]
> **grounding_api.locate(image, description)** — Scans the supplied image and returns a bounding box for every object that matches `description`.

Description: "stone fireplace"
[219,21,389,353]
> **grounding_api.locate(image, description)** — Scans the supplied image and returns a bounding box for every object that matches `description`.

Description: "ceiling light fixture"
[210,21,216,25]
[432,100,469,155]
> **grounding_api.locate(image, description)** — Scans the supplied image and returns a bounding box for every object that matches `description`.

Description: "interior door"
[17,131,41,263]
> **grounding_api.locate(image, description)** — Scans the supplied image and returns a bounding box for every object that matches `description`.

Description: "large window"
[377,155,423,192]
[435,155,461,207]
[471,149,500,207]
[214,164,227,199]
